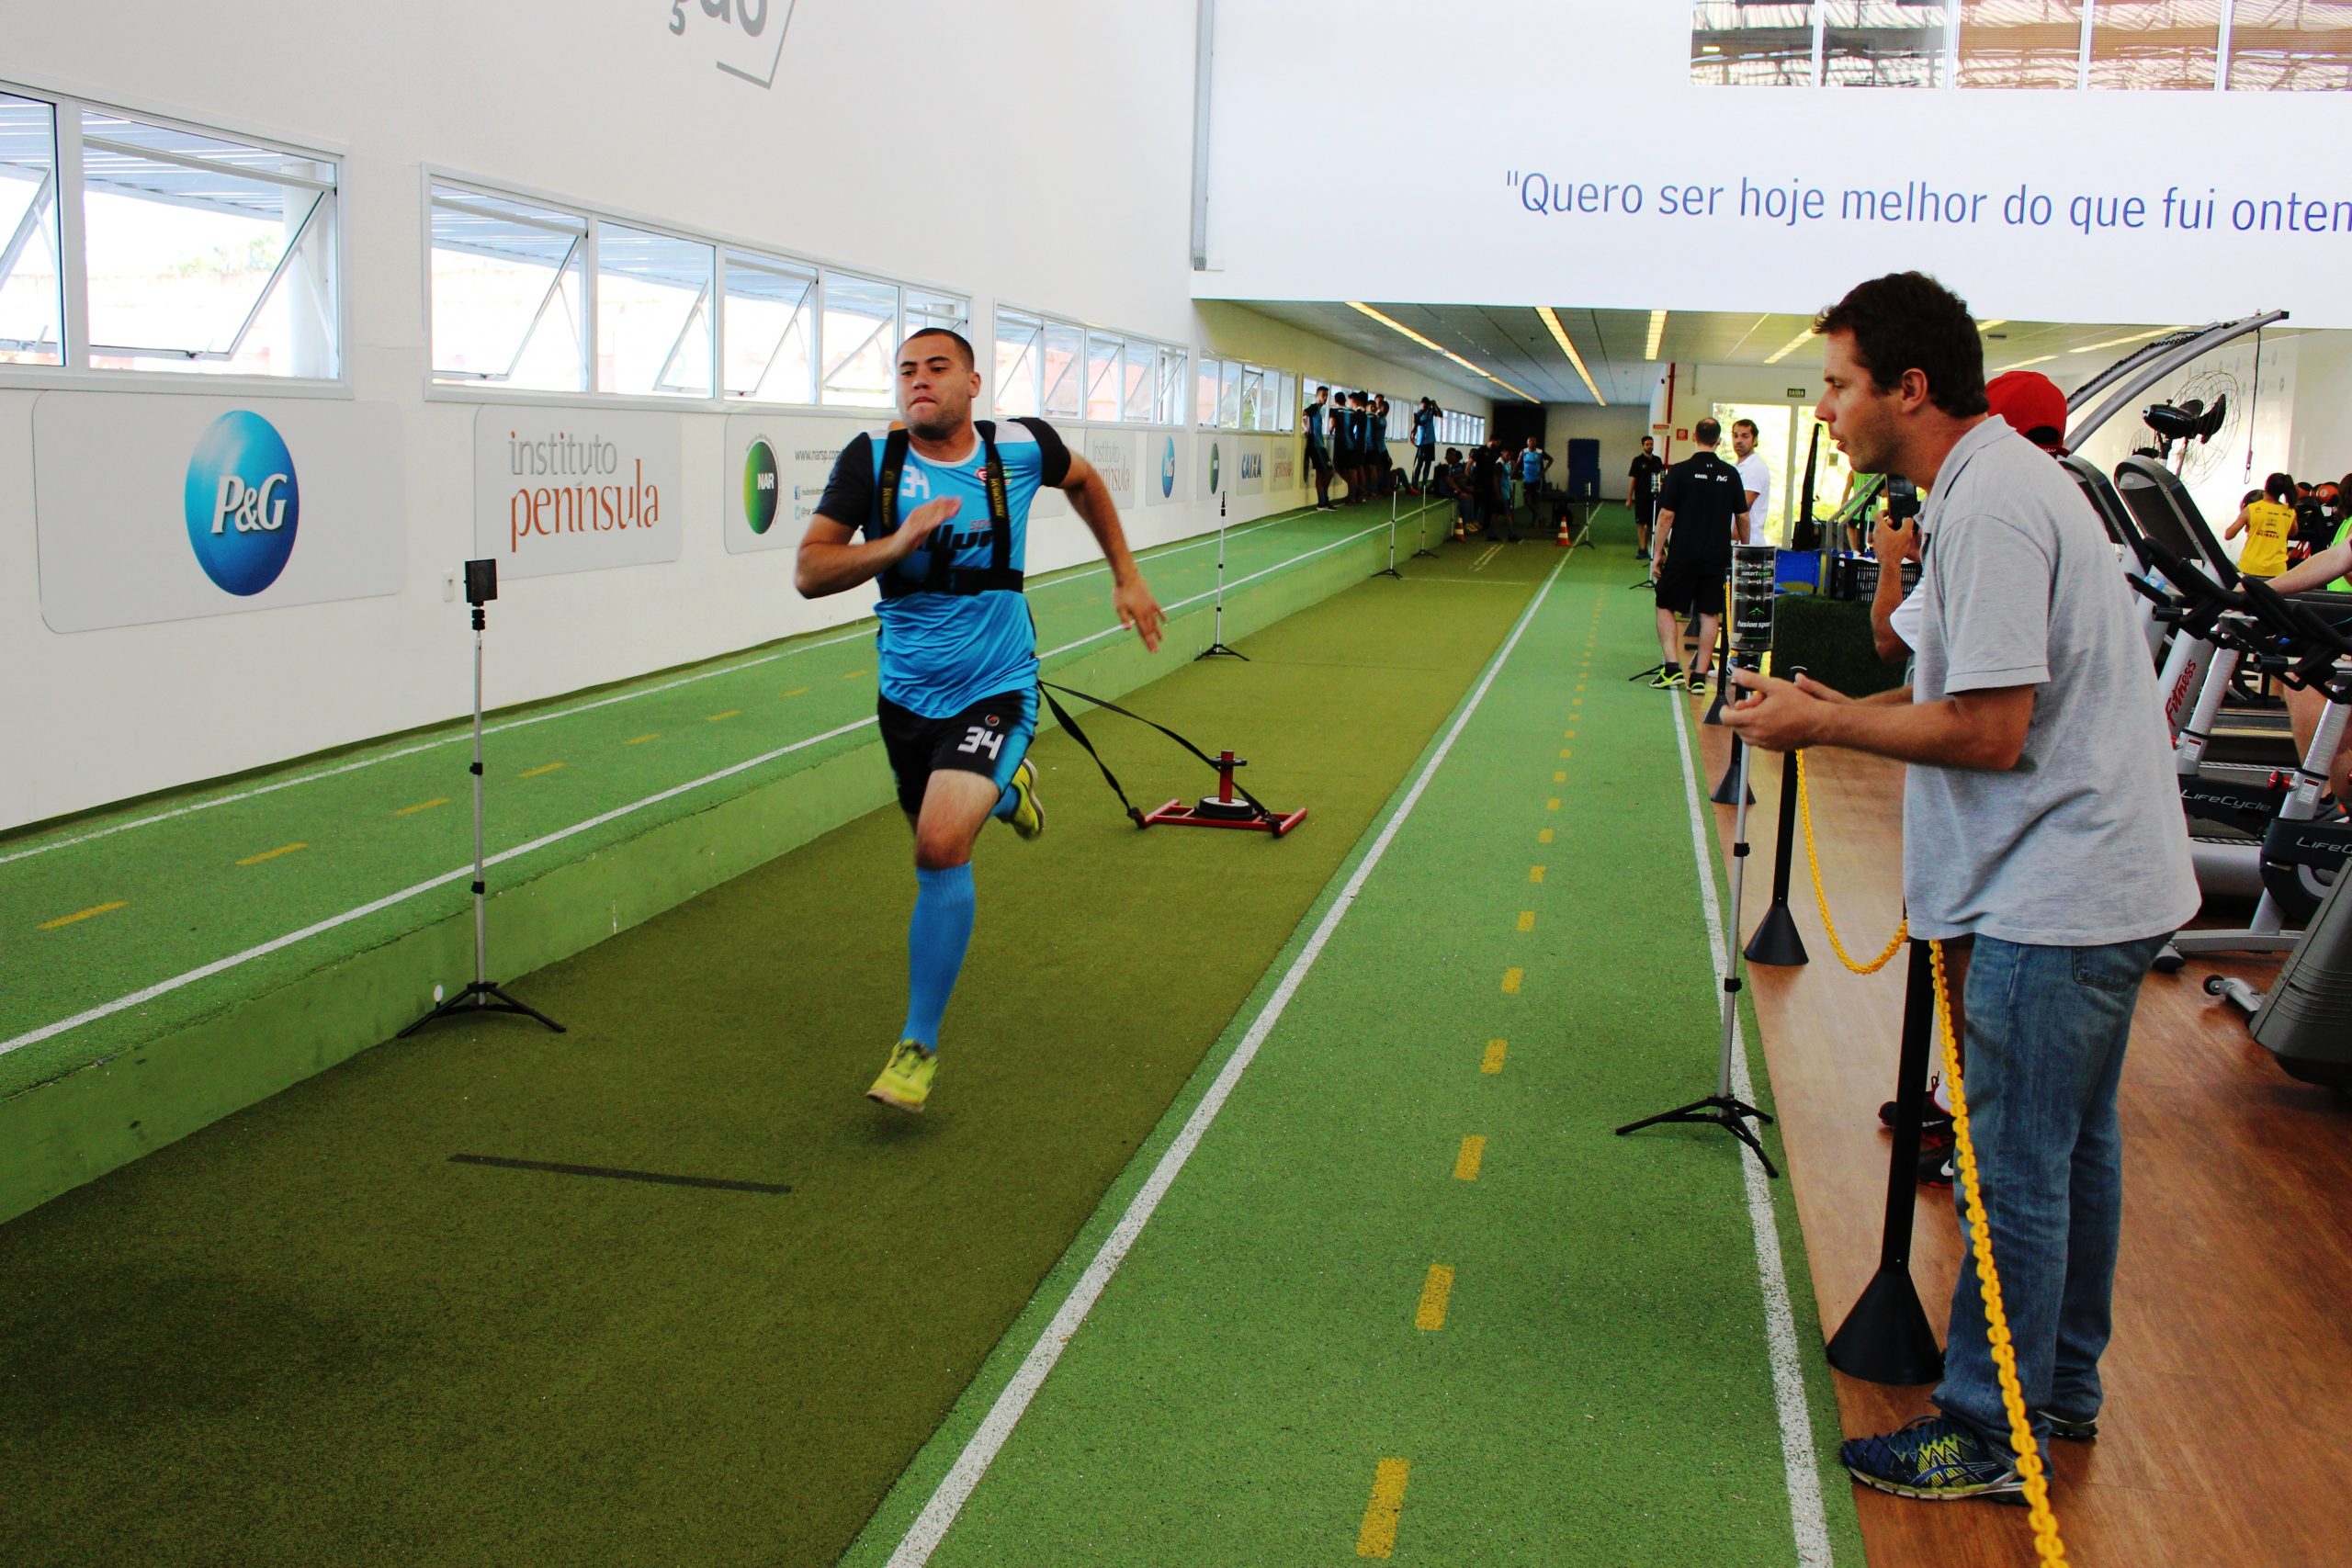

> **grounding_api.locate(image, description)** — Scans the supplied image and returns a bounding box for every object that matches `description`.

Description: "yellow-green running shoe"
[1003,757,1046,840]
[866,1039,937,1112]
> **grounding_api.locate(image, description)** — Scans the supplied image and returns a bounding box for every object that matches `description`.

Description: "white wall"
[0,4,1482,831]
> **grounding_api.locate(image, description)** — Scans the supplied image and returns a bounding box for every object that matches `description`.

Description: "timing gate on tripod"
[1617,543,1783,1174]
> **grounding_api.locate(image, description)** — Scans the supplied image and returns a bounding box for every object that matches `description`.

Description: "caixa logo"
[184,410,300,596]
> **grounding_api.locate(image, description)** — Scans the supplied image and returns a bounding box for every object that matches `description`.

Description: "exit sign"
[1787,387,1806,399]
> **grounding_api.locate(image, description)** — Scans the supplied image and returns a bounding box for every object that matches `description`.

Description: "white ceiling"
[1239,301,2284,411]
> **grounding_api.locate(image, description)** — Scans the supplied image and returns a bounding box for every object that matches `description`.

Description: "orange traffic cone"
[1555,513,1571,547]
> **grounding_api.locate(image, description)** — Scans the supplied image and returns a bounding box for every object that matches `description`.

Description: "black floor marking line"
[448,1154,790,1194]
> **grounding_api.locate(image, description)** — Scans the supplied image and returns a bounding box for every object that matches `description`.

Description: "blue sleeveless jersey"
[816,417,1071,717]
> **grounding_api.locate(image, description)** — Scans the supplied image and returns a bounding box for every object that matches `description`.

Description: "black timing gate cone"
[1742,749,1809,966]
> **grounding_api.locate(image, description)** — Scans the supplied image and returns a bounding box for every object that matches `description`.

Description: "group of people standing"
[1301,386,1429,510]
[1437,435,1556,542]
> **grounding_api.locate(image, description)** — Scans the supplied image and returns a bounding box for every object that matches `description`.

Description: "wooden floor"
[1691,716,2352,1568]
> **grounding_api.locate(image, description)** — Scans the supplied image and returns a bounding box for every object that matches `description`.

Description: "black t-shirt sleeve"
[816,433,876,535]
[1012,417,1073,488]
[1657,462,1687,513]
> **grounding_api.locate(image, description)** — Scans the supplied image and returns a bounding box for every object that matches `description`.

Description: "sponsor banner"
[475,407,684,580]
[32,393,405,633]
[1202,434,1227,500]
[1145,431,1187,507]
[1237,437,1268,496]
[1271,438,1296,491]
[723,412,871,554]
[1083,427,1137,512]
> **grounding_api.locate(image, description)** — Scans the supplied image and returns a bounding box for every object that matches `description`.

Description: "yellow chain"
[1794,749,1907,973]
[1930,941,2070,1564]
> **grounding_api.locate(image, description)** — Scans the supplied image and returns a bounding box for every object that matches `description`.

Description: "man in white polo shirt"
[1730,417,1773,547]
[1724,272,2197,1506]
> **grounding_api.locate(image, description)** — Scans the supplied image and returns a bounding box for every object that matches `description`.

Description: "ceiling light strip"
[1763,326,1815,366]
[1346,301,1541,402]
[1535,306,1605,405]
[1989,354,2059,373]
[1645,309,1667,361]
[2070,326,2175,354]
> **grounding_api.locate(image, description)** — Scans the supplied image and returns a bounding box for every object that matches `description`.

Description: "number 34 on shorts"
[876,689,1038,815]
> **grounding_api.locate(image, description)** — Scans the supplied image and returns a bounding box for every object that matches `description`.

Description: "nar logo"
[667,0,797,88]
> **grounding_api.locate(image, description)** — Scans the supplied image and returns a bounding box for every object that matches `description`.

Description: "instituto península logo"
[1160,436,1175,498]
[184,409,300,596]
[744,438,779,534]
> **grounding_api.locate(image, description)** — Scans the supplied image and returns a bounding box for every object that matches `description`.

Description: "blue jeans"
[1932,931,2165,1445]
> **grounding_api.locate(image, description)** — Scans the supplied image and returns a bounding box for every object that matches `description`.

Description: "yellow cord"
[1795,750,1907,973]
[1931,942,2071,1564]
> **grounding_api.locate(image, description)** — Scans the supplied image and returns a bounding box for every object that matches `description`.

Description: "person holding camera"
[1411,398,1439,491]
[1725,273,2197,1505]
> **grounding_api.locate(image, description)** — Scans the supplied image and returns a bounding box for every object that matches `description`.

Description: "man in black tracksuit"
[1647,416,1750,695]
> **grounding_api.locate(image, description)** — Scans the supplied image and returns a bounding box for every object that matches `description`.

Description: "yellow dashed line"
[1538,828,1554,844]
[1517,910,1536,932]
[624,732,661,746]
[1454,1135,1487,1182]
[1415,1266,1455,1331]
[1559,748,1573,759]
[707,710,741,723]
[394,796,450,817]
[1356,1459,1411,1559]
[1529,865,1545,884]
[1482,1039,1508,1073]
[520,762,566,779]
[1576,683,1588,693]
[1501,966,1524,993]
[782,686,810,698]
[1553,771,1566,784]
[1563,729,1577,739]
[842,669,867,680]
[235,843,307,867]
[1546,797,1561,811]
[38,900,126,931]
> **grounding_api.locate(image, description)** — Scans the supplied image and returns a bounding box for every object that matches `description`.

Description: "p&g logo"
[185,410,300,596]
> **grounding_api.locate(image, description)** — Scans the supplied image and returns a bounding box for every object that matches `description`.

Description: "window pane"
[82,110,339,377]
[904,286,967,338]
[723,252,817,402]
[1277,372,1297,432]
[1218,360,1242,428]
[1122,339,1155,423]
[2089,0,2220,89]
[1823,2,1946,86]
[595,223,712,397]
[431,186,586,389]
[1239,366,1264,431]
[1042,320,1083,418]
[821,270,898,408]
[1959,1,2084,87]
[2229,1,2352,89]
[1196,356,1218,426]
[1157,344,1188,424]
[1087,331,1124,421]
[1691,2,1817,85]
[993,308,1042,420]
[0,95,62,366]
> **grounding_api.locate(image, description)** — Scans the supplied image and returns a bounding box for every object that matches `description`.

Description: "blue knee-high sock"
[902,863,976,1050]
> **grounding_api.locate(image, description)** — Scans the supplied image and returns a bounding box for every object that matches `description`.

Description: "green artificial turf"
[847,526,1867,1566]
[0,527,1539,1568]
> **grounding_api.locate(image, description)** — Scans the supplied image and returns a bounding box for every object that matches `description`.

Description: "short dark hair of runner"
[2266,470,2295,503]
[900,327,976,369]
[1813,271,1988,419]
[1694,417,1722,445]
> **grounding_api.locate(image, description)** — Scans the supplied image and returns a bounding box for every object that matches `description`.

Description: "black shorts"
[1306,444,1333,479]
[1634,497,1658,526]
[1654,553,1728,617]
[1333,447,1359,468]
[877,688,1037,816]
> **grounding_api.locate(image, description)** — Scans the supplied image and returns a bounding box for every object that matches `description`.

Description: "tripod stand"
[1617,649,1775,1175]
[401,560,564,1039]
[1197,492,1247,660]
[1411,491,1441,559]
[1372,489,1404,580]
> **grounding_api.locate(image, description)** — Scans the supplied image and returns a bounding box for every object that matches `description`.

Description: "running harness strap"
[875,421,1024,599]
[1037,680,1279,830]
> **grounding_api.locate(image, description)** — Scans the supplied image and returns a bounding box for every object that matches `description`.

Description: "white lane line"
[1665,698,1835,1568]
[0,513,1419,1060]
[883,551,1565,1568]
[0,509,1323,869]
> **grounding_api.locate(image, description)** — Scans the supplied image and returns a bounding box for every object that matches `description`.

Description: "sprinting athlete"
[796,327,1166,1111]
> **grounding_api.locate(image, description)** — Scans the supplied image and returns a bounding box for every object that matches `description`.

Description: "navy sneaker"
[2047,1411,2099,1442]
[1842,1415,2024,1504]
